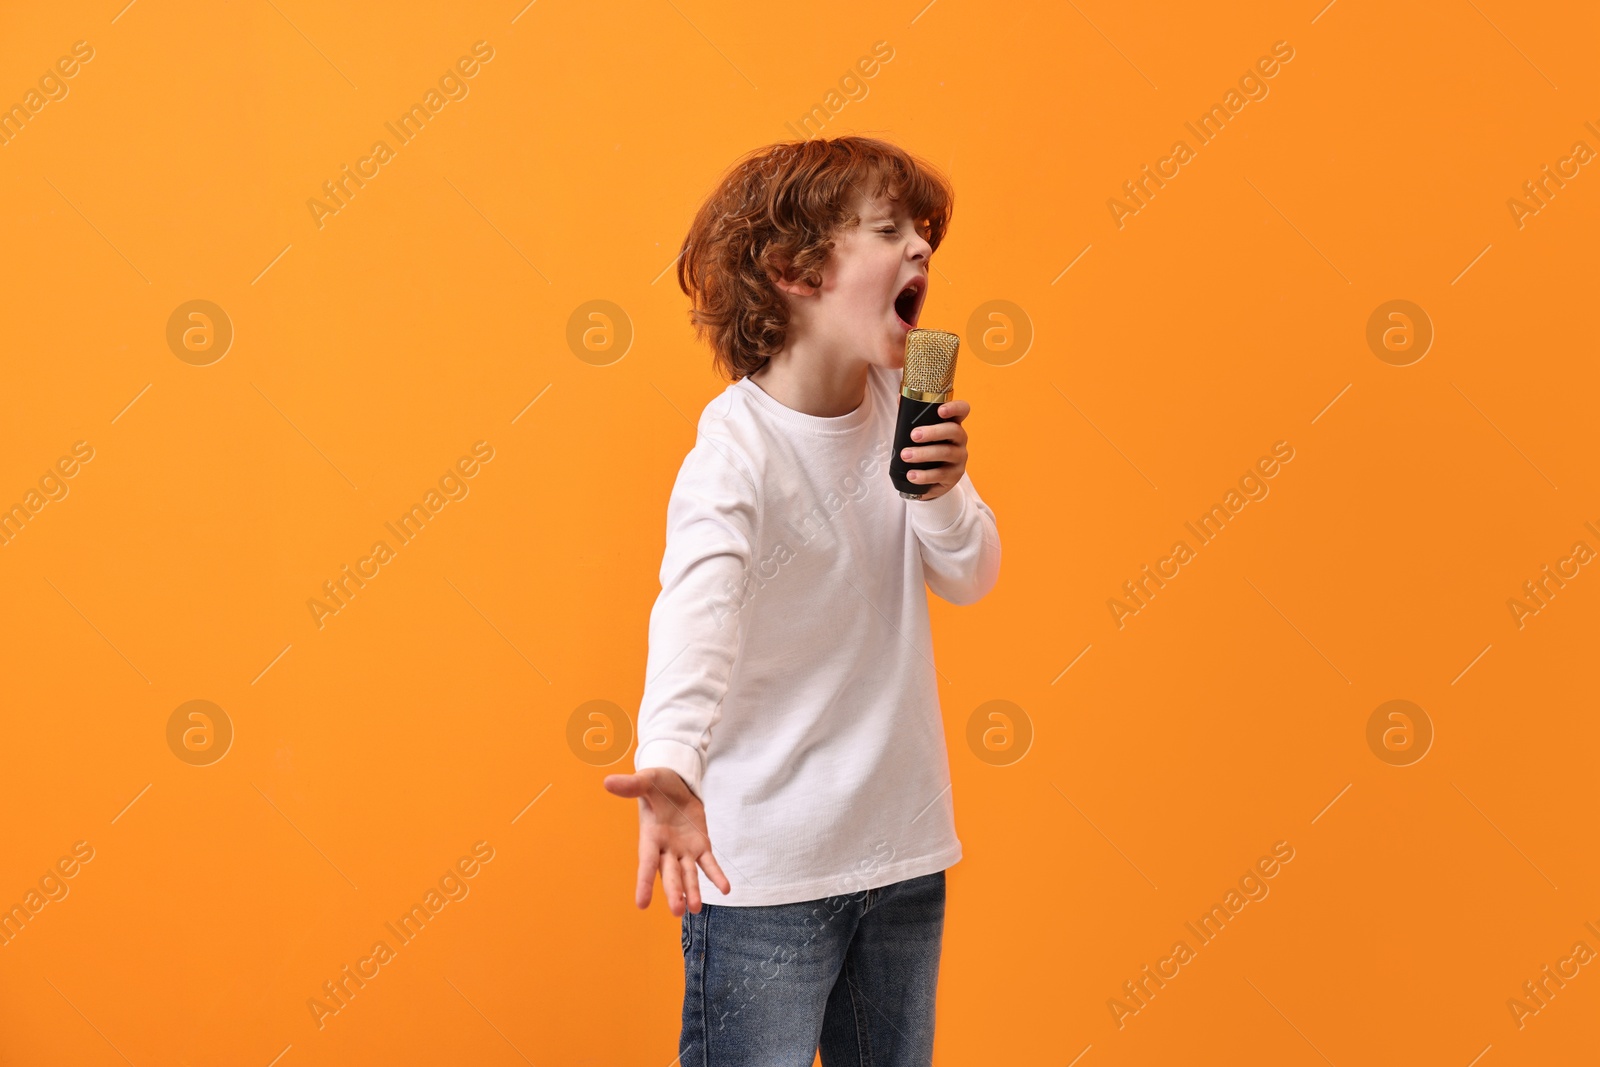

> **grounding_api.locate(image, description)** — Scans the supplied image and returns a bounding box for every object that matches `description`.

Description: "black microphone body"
[888,328,961,499]
[888,396,948,498]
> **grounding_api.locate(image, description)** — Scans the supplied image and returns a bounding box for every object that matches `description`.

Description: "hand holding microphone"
[889,328,970,501]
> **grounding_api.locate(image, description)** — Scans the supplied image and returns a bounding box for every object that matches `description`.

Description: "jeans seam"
[845,959,874,1067]
[695,909,709,1067]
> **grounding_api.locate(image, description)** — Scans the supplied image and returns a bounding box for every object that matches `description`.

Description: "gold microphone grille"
[903,329,960,395]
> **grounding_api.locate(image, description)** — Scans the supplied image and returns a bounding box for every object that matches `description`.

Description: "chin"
[884,327,909,363]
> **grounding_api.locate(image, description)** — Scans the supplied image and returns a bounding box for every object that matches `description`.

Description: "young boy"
[603,135,1001,1066]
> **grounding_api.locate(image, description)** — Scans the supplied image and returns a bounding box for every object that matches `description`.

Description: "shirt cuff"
[634,738,705,800]
[905,475,969,533]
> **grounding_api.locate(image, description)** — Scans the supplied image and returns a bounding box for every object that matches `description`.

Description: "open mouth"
[893,277,927,329]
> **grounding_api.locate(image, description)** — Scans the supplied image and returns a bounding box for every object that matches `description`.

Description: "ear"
[767,256,818,298]
[772,273,817,298]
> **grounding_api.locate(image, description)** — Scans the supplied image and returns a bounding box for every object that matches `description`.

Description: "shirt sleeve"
[633,433,760,801]
[906,470,1001,606]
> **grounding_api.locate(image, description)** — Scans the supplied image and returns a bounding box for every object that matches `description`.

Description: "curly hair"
[676,136,954,382]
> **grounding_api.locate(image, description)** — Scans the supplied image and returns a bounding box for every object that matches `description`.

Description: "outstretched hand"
[602,767,731,916]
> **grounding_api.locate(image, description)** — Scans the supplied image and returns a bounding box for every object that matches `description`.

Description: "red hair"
[677,136,954,381]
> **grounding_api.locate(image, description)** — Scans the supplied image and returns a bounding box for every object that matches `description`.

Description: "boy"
[603,135,1001,1066]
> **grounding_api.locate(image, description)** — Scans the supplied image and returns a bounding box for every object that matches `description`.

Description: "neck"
[748,339,871,418]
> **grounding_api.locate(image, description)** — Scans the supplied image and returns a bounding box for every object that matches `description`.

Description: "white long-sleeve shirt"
[634,362,1001,906]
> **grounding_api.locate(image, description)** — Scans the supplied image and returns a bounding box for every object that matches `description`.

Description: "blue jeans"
[678,869,947,1066]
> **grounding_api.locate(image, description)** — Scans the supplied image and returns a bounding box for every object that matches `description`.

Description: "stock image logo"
[307,441,495,631]
[965,699,1033,766]
[307,840,496,1030]
[1108,441,1296,629]
[1506,920,1600,1031]
[1106,40,1296,230]
[1108,840,1296,1029]
[0,439,94,550]
[1365,699,1432,766]
[1506,122,1599,231]
[781,40,895,141]
[567,699,634,766]
[1365,300,1432,367]
[166,300,233,366]
[306,41,496,231]
[0,840,96,949]
[566,300,633,366]
[0,39,95,150]
[1506,524,1596,629]
[166,699,234,766]
[966,300,1033,367]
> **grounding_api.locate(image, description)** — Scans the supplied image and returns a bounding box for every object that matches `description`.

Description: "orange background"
[2,1,1597,1064]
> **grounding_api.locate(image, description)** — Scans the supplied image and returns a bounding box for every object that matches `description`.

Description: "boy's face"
[785,189,933,369]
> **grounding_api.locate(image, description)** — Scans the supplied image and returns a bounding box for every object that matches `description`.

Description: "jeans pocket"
[681,912,693,957]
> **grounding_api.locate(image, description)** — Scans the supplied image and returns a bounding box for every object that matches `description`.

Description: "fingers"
[937,400,970,421]
[611,767,691,805]
[909,464,964,499]
[907,460,964,484]
[681,854,702,913]
[634,839,659,910]
[907,402,968,453]
[698,848,733,895]
[899,442,963,465]
[660,850,684,917]
[911,417,967,438]
[602,773,647,799]
[617,768,721,912]
[908,423,968,450]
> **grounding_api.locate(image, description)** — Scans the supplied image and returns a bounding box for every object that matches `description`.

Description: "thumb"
[601,773,648,799]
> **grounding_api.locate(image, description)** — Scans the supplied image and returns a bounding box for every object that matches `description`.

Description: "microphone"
[889,328,960,499]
